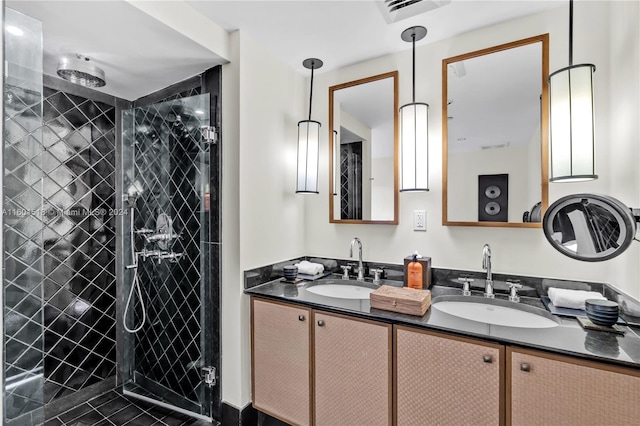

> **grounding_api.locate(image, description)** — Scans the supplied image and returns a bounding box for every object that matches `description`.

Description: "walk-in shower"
[3,6,222,423]
[121,91,218,420]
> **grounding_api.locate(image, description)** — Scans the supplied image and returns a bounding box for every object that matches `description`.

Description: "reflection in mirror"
[543,194,639,262]
[329,71,398,224]
[443,35,549,227]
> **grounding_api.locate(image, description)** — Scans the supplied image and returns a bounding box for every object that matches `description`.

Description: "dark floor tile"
[185,420,215,426]
[156,413,193,426]
[125,412,159,425]
[44,418,63,426]
[69,408,105,425]
[108,404,145,425]
[96,397,130,417]
[87,390,121,408]
[58,403,93,424]
[145,405,173,419]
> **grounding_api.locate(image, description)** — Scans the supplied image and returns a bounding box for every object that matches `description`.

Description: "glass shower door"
[3,8,45,426]
[121,94,213,420]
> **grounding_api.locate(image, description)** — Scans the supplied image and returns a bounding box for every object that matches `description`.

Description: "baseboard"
[221,402,293,426]
[240,403,259,425]
[221,401,259,426]
[221,402,240,426]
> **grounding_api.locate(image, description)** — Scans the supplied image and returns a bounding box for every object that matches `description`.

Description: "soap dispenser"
[407,253,423,289]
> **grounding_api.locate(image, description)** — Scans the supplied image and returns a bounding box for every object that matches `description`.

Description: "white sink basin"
[306,284,375,300]
[432,297,559,328]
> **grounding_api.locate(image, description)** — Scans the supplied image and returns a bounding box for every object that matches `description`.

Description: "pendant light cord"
[412,35,416,104]
[308,62,315,120]
[569,0,574,66]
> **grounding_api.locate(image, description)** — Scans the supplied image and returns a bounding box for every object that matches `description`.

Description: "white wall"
[448,143,533,222]
[220,30,243,411]
[221,30,306,410]
[303,1,640,299]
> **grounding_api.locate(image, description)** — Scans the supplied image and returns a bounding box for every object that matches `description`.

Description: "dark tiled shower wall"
[3,79,119,419]
[122,69,222,420]
[128,86,206,406]
[40,85,118,403]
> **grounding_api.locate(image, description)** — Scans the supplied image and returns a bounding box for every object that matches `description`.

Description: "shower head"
[57,54,106,88]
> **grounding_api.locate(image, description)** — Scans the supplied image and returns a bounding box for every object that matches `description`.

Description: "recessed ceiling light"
[6,26,24,36]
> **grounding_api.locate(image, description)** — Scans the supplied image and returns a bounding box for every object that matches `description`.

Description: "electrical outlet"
[413,210,426,231]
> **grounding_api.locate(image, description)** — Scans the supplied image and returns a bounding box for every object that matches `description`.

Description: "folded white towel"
[547,287,606,310]
[295,260,325,276]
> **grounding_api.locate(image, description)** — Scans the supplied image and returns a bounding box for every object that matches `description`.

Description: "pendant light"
[400,26,429,192]
[296,58,323,193]
[548,0,597,182]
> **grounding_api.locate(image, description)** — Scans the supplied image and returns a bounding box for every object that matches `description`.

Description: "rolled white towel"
[295,260,324,276]
[547,287,606,310]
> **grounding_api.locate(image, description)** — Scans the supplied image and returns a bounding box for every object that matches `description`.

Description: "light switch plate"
[413,210,426,231]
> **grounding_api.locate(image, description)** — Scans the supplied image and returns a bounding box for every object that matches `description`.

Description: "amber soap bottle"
[407,254,423,289]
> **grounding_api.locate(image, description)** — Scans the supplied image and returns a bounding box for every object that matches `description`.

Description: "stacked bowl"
[585,299,619,327]
[283,265,298,281]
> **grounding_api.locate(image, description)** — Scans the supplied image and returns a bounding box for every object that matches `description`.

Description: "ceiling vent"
[377,0,452,24]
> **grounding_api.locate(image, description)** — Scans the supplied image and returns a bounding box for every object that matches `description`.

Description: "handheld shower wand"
[124,182,146,333]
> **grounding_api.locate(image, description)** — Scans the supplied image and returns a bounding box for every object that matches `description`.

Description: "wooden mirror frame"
[442,34,549,228]
[329,71,399,225]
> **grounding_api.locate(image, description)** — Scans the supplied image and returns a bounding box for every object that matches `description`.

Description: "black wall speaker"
[478,174,509,222]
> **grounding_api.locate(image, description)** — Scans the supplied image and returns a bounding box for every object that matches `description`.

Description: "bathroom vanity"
[246,275,640,426]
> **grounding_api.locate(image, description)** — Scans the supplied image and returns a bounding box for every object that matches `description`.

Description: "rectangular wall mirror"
[329,71,398,224]
[442,34,549,227]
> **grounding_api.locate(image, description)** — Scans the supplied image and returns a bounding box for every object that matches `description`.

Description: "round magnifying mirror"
[542,194,638,262]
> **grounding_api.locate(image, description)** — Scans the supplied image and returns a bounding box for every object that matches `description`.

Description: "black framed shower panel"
[121,67,222,421]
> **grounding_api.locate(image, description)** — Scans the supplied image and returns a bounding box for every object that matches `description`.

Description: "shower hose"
[123,205,146,333]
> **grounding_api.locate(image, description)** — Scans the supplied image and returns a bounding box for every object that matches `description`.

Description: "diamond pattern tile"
[339,142,363,220]
[4,82,118,420]
[125,94,209,406]
[4,78,46,422]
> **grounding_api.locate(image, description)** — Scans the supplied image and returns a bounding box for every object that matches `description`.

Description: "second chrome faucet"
[482,243,495,298]
[350,237,365,281]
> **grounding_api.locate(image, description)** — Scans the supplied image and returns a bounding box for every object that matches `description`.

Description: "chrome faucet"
[349,237,365,281]
[482,244,495,298]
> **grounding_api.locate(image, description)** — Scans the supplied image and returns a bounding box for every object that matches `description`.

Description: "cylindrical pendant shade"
[400,102,429,191]
[549,63,597,182]
[296,120,321,193]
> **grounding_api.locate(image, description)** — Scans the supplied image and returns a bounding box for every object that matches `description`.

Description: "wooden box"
[370,285,431,316]
[403,256,432,289]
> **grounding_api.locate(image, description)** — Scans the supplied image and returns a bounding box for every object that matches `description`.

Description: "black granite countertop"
[245,276,640,370]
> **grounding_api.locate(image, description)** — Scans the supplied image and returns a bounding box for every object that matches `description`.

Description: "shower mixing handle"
[159,252,183,262]
[135,249,183,264]
[145,232,181,243]
[135,228,154,235]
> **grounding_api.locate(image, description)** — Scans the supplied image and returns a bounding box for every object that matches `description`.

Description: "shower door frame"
[116,68,221,422]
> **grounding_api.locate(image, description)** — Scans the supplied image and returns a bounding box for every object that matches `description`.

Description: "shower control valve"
[134,228,154,235]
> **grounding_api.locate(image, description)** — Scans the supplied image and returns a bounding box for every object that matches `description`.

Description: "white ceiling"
[6,0,227,100]
[188,0,564,74]
[5,0,564,100]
